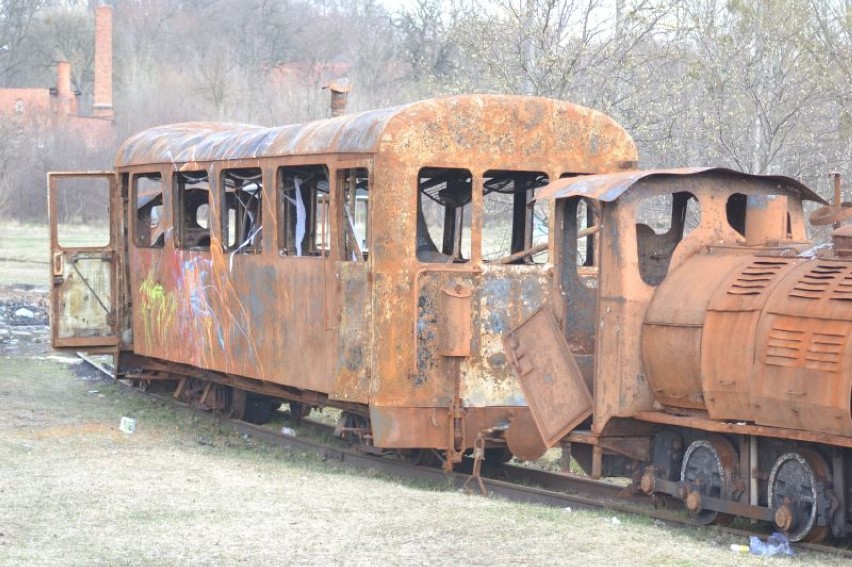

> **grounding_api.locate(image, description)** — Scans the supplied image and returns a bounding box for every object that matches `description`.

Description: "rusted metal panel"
[749,259,852,436]
[535,167,827,205]
[53,253,116,340]
[332,261,371,403]
[438,284,472,357]
[702,256,802,420]
[132,248,336,394]
[642,253,748,410]
[504,307,593,447]
[116,96,637,171]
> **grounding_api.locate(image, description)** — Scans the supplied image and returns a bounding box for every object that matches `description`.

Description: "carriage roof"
[114,94,637,170]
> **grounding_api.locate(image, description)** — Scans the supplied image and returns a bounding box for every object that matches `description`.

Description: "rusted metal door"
[48,172,120,348]
[504,307,593,446]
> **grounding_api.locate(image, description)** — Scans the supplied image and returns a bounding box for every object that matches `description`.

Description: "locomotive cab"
[525,168,852,542]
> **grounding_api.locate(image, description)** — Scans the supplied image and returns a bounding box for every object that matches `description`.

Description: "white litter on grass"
[563,507,572,513]
[609,516,621,525]
[38,355,82,364]
[281,427,297,437]
[119,417,136,434]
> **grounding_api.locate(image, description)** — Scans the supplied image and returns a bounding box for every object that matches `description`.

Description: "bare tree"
[0,0,54,86]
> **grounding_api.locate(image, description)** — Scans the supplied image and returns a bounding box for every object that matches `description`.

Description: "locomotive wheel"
[680,437,737,525]
[768,450,830,543]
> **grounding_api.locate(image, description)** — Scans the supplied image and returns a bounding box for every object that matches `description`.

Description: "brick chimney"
[54,60,77,115]
[92,5,113,119]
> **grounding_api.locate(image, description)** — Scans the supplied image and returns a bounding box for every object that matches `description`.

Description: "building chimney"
[55,60,77,115]
[92,5,113,119]
[323,79,351,118]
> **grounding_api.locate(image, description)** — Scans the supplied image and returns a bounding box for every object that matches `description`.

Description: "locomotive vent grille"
[790,262,852,301]
[766,325,845,372]
[727,259,790,296]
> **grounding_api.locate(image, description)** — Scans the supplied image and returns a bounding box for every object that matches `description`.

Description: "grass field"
[0,356,847,566]
[0,223,51,288]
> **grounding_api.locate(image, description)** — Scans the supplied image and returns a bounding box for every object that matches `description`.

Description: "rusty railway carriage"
[48,94,852,542]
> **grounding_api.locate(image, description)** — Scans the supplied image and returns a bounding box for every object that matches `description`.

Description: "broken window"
[278,165,329,256]
[175,171,211,250]
[339,168,369,261]
[482,170,549,263]
[416,167,472,263]
[222,168,262,254]
[133,173,164,248]
[635,191,699,286]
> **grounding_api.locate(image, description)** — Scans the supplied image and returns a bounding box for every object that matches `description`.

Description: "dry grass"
[1,356,848,566]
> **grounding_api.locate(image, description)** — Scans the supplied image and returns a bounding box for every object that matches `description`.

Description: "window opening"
[134,173,164,248]
[54,176,111,247]
[222,168,262,254]
[635,191,699,286]
[561,197,600,289]
[726,192,793,240]
[416,167,472,263]
[340,168,369,261]
[176,171,211,250]
[278,165,329,256]
[482,170,549,263]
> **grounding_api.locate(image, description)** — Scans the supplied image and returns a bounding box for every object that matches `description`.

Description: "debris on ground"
[0,285,50,356]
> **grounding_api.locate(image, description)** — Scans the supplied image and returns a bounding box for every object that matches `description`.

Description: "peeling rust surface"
[535,167,827,205]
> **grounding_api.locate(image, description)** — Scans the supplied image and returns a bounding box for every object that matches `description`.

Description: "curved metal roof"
[114,94,636,169]
[534,167,828,205]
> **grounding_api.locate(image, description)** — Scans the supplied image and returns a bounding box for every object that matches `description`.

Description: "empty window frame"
[634,191,699,286]
[340,168,369,261]
[175,171,211,250]
[133,173,165,248]
[221,168,263,254]
[278,165,329,257]
[482,170,549,263]
[416,167,472,263]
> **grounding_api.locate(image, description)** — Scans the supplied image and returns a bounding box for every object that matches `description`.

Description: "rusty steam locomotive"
[48,95,852,542]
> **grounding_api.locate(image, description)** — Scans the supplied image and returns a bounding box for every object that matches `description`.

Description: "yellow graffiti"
[138,275,177,347]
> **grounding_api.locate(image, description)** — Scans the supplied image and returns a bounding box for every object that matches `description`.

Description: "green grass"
[0,222,51,288]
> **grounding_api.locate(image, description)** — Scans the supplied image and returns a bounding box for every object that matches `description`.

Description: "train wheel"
[768,450,830,542]
[288,401,312,421]
[228,389,274,425]
[680,437,737,525]
[484,447,513,465]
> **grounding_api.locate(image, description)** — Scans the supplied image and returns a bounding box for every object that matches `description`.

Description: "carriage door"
[331,165,372,403]
[48,172,120,348]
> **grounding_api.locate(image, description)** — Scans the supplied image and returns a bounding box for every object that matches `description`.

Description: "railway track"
[77,352,852,560]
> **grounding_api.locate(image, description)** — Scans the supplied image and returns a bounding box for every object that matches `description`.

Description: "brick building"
[0,5,115,149]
